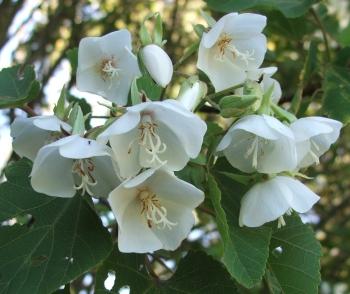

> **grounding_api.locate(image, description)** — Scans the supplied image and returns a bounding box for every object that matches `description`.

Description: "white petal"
[197,43,247,91]
[233,34,267,70]
[202,14,229,48]
[290,117,334,141]
[239,178,291,227]
[153,100,207,158]
[142,44,173,87]
[151,203,195,250]
[229,115,279,140]
[139,121,189,171]
[225,13,267,39]
[262,76,282,104]
[88,156,120,198]
[263,115,294,139]
[98,29,132,56]
[222,131,258,173]
[276,177,320,213]
[98,111,141,140]
[177,81,207,112]
[149,169,204,208]
[123,168,156,189]
[30,144,75,198]
[58,135,110,159]
[257,136,297,174]
[11,117,50,161]
[109,128,141,179]
[77,36,103,71]
[33,115,71,132]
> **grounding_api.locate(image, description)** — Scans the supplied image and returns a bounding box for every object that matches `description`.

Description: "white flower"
[30,135,119,198]
[141,44,173,87]
[239,176,320,227]
[197,13,267,92]
[98,99,207,178]
[217,114,297,174]
[108,168,204,253]
[246,67,282,103]
[11,115,71,161]
[76,30,140,105]
[290,116,342,168]
[177,80,207,112]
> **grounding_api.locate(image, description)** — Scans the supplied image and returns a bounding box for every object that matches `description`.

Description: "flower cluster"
[10,12,342,255]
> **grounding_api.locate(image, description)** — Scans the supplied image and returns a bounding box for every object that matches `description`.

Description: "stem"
[19,105,38,117]
[310,8,331,62]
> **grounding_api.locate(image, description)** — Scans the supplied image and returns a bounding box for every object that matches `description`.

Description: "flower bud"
[177,80,207,112]
[142,44,173,87]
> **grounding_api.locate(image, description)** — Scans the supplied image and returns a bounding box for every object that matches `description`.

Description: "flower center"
[100,57,121,87]
[72,159,97,196]
[244,136,268,169]
[128,115,167,166]
[215,33,255,65]
[138,189,177,230]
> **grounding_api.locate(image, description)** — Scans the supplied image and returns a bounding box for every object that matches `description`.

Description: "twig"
[310,8,331,62]
[19,105,38,117]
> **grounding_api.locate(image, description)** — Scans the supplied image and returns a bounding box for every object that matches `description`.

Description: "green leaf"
[204,0,317,18]
[66,48,78,74]
[0,65,40,109]
[209,164,272,288]
[0,159,112,294]
[95,249,238,293]
[136,76,162,101]
[323,66,350,124]
[267,215,322,294]
[139,23,152,46]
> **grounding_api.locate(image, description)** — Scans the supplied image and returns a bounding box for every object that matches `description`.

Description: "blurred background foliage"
[0,0,349,293]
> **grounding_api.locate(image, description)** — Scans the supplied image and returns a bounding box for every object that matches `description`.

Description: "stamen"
[72,159,97,196]
[277,215,286,228]
[215,33,255,65]
[129,115,167,166]
[245,137,259,168]
[100,57,121,88]
[139,189,177,230]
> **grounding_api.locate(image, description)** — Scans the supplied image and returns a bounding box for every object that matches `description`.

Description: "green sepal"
[154,13,163,46]
[53,85,66,120]
[271,103,297,123]
[200,10,216,27]
[219,94,259,118]
[69,104,85,135]
[193,24,206,38]
[130,77,142,105]
[139,23,152,46]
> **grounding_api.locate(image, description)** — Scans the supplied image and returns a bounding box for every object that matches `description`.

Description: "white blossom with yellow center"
[197,12,267,92]
[217,114,297,174]
[98,99,207,178]
[76,29,140,105]
[108,168,204,253]
[30,135,120,198]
